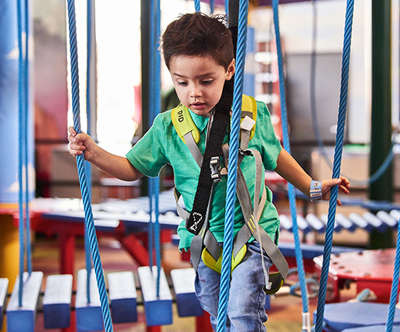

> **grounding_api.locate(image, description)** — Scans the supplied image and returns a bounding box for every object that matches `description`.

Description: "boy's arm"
[68,127,143,181]
[274,149,312,196]
[87,145,143,181]
[274,149,350,202]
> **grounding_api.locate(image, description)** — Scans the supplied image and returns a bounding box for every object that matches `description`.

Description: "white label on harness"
[189,212,203,232]
[241,116,256,132]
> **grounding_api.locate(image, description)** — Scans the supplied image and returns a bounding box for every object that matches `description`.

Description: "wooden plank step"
[107,271,137,323]
[6,271,43,332]
[170,268,202,317]
[138,266,172,326]
[75,269,103,332]
[43,274,73,329]
[0,278,8,329]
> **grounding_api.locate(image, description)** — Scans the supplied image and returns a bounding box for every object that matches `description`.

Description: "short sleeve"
[126,114,169,177]
[256,101,282,171]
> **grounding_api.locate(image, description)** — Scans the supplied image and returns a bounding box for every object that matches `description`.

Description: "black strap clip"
[239,149,252,157]
[210,156,222,183]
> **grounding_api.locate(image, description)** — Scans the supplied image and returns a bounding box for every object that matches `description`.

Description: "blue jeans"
[194,242,272,332]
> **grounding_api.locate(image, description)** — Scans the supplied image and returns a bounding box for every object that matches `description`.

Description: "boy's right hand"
[68,127,96,161]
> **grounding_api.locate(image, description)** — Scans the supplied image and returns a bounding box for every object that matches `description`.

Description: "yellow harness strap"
[171,95,257,145]
[201,244,247,273]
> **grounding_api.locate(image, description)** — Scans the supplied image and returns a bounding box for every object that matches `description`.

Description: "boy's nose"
[190,85,202,99]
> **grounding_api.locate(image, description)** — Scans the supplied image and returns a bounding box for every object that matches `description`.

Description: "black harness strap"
[186,82,233,235]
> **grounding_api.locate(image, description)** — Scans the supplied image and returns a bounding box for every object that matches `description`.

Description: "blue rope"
[23,0,32,276]
[210,0,215,14]
[153,177,161,298]
[225,0,229,17]
[272,0,309,319]
[66,1,113,330]
[153,0,162,299]
[314,1,354,331]
[194,0,201,12]
[17,0,26,308]
[84,0,93,305]
[147,0,162,298]
[147,0,155,271]
[309,0,393,187]
[386,214,400,332]
[216,1,248,331]
[148,181,154,268]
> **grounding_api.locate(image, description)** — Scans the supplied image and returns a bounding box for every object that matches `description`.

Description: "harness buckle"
[210,156,222,183]
[239,149,252,156]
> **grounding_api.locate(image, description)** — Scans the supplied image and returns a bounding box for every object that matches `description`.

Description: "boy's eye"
[177,81,188,86]
[201,80,213,85]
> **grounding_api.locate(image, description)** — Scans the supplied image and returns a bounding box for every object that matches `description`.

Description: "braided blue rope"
[225,0,229,17]
[85,0,93,197]
[153,177,161,298]
[314,1,354,331]
[23,0,32,276]
[147,0,155,270]
[386,215,400,332]
[153,0,162,299]
[85,0,94,305]
[210,0,215,14]
[216,1,248,331]
[272,0,309,320]
[194,0,201,12]
[66,1,113,330]
[148,181,154,268]
[147,0,162,298]
[17,0,26,308]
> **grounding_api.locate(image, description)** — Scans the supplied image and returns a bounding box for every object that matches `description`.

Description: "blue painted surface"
[0,0,34,204]
[315,302,400,332]
[76,306,103,332]
[110,298,137,323]
[343,326,400,332]
[0,308,3,330]
[175,293,203,317]
[243,27,255,97]
[43,303,71,329]
[243,74,255,97]
[144,299,173,326]
[246,27,255,53]
[7,310,35,332]
[278,242,359,260]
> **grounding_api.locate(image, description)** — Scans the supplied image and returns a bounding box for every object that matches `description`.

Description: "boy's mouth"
[191,102,206,109]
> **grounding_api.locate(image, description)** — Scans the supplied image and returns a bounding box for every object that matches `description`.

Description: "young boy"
[69,12,350,331]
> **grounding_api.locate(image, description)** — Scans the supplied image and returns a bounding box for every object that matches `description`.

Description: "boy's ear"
[225,59,235,80]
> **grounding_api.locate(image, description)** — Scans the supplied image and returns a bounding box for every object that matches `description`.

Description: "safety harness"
[171,94,289,294]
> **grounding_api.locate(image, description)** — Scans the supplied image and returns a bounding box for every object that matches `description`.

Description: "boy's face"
[169,54,235,117]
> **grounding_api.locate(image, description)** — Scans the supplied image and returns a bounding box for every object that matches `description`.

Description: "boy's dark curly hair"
[161,13,234,70]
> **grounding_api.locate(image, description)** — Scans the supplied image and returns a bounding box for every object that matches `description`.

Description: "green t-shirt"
[126,100,282,250]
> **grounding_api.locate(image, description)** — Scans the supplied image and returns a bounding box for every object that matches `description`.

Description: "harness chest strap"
[172,96,257,268]
[171,95,288,291]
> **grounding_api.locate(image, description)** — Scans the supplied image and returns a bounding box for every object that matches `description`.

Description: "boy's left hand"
[321,176,350,206]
